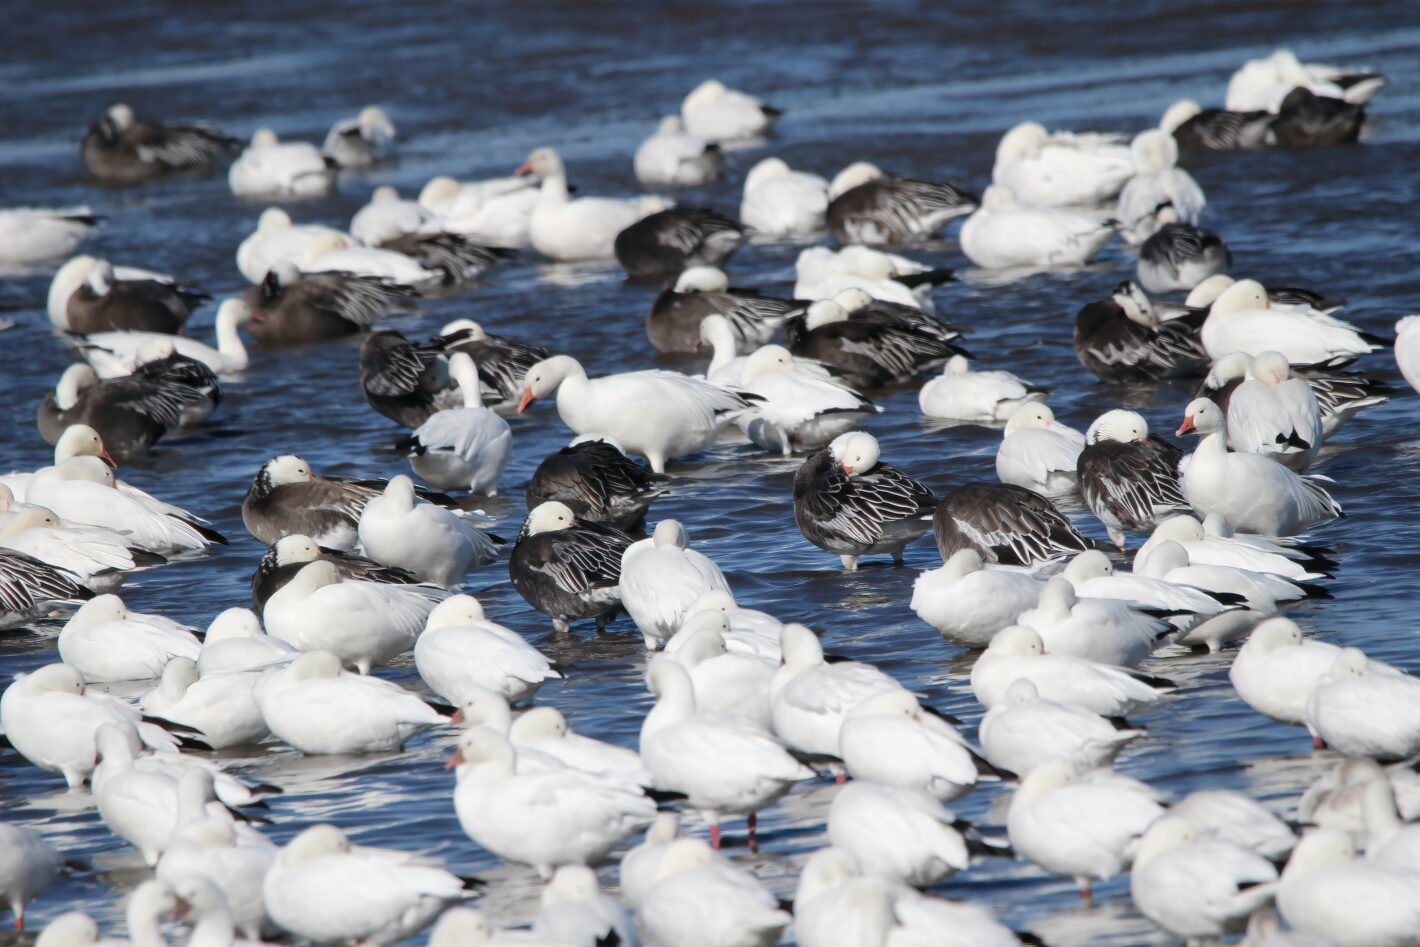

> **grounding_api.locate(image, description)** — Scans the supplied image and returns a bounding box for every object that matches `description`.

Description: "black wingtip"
[919,704,963,726]
[644,787,688,804]
[192,522,229,545]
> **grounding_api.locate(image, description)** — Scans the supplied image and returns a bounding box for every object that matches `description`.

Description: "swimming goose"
[838,689,984,802]
[1136,513,1330,582]
[826,162,978,246]
[517,355,757,472]
[139,657,268,750]
[1160,99,1273,151]
[236,207,354,284]
[1137,215,1231,293]
[1228,618,1367,730]
[1077,409,1188,549]
[359,329,463,428]
[351,188,505,284]
[619,519,729,649]
[787,297,967,389]
[1200,279,1384,366]
[1227,49,1385,112]
[1306,648,1420,759]
[229,129,335,197]
[509,501,631,633]
[910,548,1041,648]
[1016,577,1171,667]
[1275,829,1420,947]
[979,678,1145,777]
[739,157,829,236]
[76,298,252,377]
[0,207,100,267]
[323,105,396,167]
[419,175,539,249]
[527,436,669,531]
[258,650,447,753]
[57,593,201,682]
[197,607,297,675]
[635,115,724,187]
[397,353,511,494]
[415,594,560,706]
[614,207,744,280]
[1073,280,1209,382]
[648,267,798,354]
[960,185,1115,269]
[438,318,552,410]
[636,838,789,947]
[518,147,669,261]
[827,782,975,888]
[49,255,206,334]
[81,103,237,183]
[918,355,1047,421]
[971,625,1172,716]
[1116,130,1206,245]
[793,431,936,570]
[243,261,414,344]
[1223,351,1323,470]
[793,245,955,310]
[681,79,781,143]
[995,403,1084,498]
[734,345,879,454]
[992,121,1135,207]
[450,726,657,879]
[358,475,501,587]
[263,824,472,945]
[1177,398,1342,536]
[934,481,1094,567]
[0,825,61,930]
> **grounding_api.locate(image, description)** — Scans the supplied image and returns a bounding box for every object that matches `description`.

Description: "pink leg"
[1313,735,1327,750]
[1079,882,1092,902]
[710,823,721,850]
[835,771,847,785]
[747,813,758,854]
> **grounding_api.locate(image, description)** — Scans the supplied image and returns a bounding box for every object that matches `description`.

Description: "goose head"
[1063,549,1113,583]
[828,161,883,200]
[1086,408,1150,445]
[652,518,688,549]
[986,625,1045,658]
[675,266,728,293]
[516,147,564,179]
[1160,99,1202,134]
[517,355,582,413]
[426,593,487,631]
[1176,397,1224,437]
[1004,402,1056,435]
[740,344,794,382]
[1208,278,1269,317]
[1129,129,1179,172]
[1112,280,1158,328]
[995,121,1049,165]
[206,607,263,642]
[54,364,99,410]
[522,501,576,538]
[743,157,791,194]
[828,430,880,476]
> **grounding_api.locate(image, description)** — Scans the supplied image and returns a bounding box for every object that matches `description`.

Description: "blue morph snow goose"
[509,501,632,633]
[1076,409,1189,549]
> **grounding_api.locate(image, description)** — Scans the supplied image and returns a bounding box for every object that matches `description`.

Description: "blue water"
[2,1,1420,943]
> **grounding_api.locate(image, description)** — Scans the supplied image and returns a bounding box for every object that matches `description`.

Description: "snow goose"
[739,157,828,236]
[229,129,335,197]
[792,431,936,570]
[358,475,500,587]
[165,874,269,947]
[619,519,729,649]
[933,481,1094,567]
[518,147,667,261]
[619,814,687,909]
[1073,280,1209,382]
[449,726,657,878]
[140,658,267,750]
[0,207,100,267]
[350,189,505,284]
[770,621,907,760]
[614,207,744,281]
[1223,351,1323,470]
[517,355,757,472]
[252,537,416,616]
[57,593,200,683]
[300,231,442,287]
[1160,99,1272,151]
[1228,618,1362,730]
[235,207,353,284]
[910,548,1041,647]
[1137,540,1317,620]
[509,501,631,633]
[1201,279,1384,365]
[636,837,789,947]
[786,297,966,389]
[428,907,567,947]
[960,185,1115,269]
[1169,788,1296,861]
[263,824,472,945]
[0,536,95,628]
[1008,761,1165,899]
[527,436,668,531]
[793,245,954,310]
[258,650,446,753]
[1270,88,1366,148]
[661,611,776,728]
[641,657,813,850]
[1077,409,1187,549]
[995,403,1084,498]
[76,298,252,377]
[396,354,512,494]
[415,594,560,706]
[419,175,539,249]
[1016,577,1171,667]
[681,79,781,143]
[838,689,985,802]
[735,344,879,454]
[92,736,234,865]
[635,115,724,187]
[980,678,1144,777]
[243,261,414,345]
[1227,49,1384,112]
[439,318,552,410]
[34,913,109,947]
[826,162,977,246]
[1396,316,1420,394]
[993,121,1134,206]
[1137,216,1231,293]
[682,589,785,658]
[1116,130,1206,245]
[510,706,648,785]
[971,625,1172,716]
[826,782,976,888]
[1137,514,1330,582]
[1129,816,1279,942]
[1306,648,1420,759]
[1177,398,1342,536]
[648,266,798,354]
[0,505,139,591]
[116,880,185,947]
[197,607,295,675]
[533,865,638,947]
[0,825,61,930]
[81,103,237,183]
[323,105,396,167]
[359,328,463,429]
[49,255,205,335]
[918,355,1046,421]
[263,559,447,673]
[1275,829,1420,947]
[1291,364,1392,438]
[29,456,224,554]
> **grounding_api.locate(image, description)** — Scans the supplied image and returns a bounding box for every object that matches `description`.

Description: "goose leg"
[839,554,859,571]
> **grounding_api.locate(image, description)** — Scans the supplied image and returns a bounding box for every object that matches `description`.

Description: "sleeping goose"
[243,261,414,344]
[81,103,237,183]
[918,355,1047,422]
[36,363,202,457]
[49,255,206,334]
[322,106,396,168]
[680,79,781,143]
[509,501,632,633]
[648,267,798,354]
[619,519,729,650]
[0,546,93,630]
[1073,280,1209,382]
[349,187,505,284]
[991,121,1135,207]
[793,244,955,310]
[826,162,978,246]
[910,548,1042,648]
[396,353,512,494]
[526,435,669,531]
[235,207,354,284]
[739,157,829,236]
[734,345,879,454]
[634,115,724,187]
[995,402,1085,499]
[1116,130,1206,245]
[419,174,539,249]
[1200,278,1385,366]
[1271,88,1366,148]
[787,297,968,389]
[229,128,335,197]
[518,147,669,261]
[416,595,560,706]
[1226,48,1384,112]
[614,207,744,280]
[1076,409,1189,549]
[0,206,100,267]
[960,185,1115,269]
[357,475,501,587]
[1221,351,1323,470]
[1136,214,1230,293]
[250,534,418,612]
[359,329,464,429]
[934,482,1095,567]
[1160,99,1273,151]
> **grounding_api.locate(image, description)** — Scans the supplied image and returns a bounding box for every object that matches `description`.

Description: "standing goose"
[357,475,501,587]
[837,689,985,802]
[396,353,512,495]
[995,402,1085,499]
[960,185,1115,270]
[1073,280,1209,382]
[322,106,396,167]
[81,103,237,183]
[1116,130,1206,245]
[1076,409,1188,549]
[1136,215,1231,293]
[1160,99,1273,151]
[792,431,936,570]
[50,256,206,334]
[439,318,552,411]
[826,162,978,246]
[243,261,414,345]
[251,534,418,612]
[634,115,723,187]
[680,79,781,143]
[518,147,669,261]
[1305,648,1420,760]
[1224,351,1323,469]
[739,157,829,236]
[787,298,968,389]
[614,207,744,281]
[0,825,62,930]
[527,436,669,531]
[509,501,632,633]
[918,355,1047,422]
[934,482,1094,567]
[647,267,798,354]
[228,129,335,197]
[619,520,729,650]
[637,838,790,947]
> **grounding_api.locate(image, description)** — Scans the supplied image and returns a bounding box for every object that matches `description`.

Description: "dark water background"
[2,1,1420,943]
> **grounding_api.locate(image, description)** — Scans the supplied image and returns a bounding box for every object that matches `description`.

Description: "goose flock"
[1,34,1418,947]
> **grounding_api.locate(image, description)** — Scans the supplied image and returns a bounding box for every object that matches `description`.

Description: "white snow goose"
[661,610,777,728]
[1169,788,1297,861]
[838,689,989,802]
[532,865,637,947]
[614,207,744,281]
[933,481,1095,567]
[418,175,539,250]
[734,345,880,454]
[74,298,252,377]
[1275,829,1420,946]
[1214,351,1323,470]
[0,544,94,629]
[636,838,789,947]
[394,352,512,495]
[258,650,447,753]
[527,435,669,531]
[1227,618,1367,732]
[251,536,415,614]
[1200,278,1386,366]
[739,157,828,236]
[229,129,335,197]
[0,825,61,930]
[995,402,1084,499]
[634,115,724,187]
[979,678,1145,777]
[1077,409,1189,549]
[1137,540,1320,626]
[826,162,978,246]
[619,519,729,649]
[517,147,669,261]
[1137,513,1332,582]
[792,431,937,570]
[826,781,983,888]
[243,261,414,345]
[992,121,1135,207]
[960,185,1115,270]
[235,207,353,284]
[509,706,649,786]
[81,103,237,183]
[0,506,139,592]
[1306,647,1420,760]
[648,266,798,354]
[415,594,560,706]
[1116,130,1206,245]
[57,593,201,683]
[509,501,632,633]
[1176,398,1341,536]
[786,295,969,389]
[1136,214,1231,294]
[1227,49,1385,112]
[0,207,100,268]
[910,548,1042,648]
[680,79,781,143]
[1396,316,1420,394]
[139,657,268,750]
[918,354,1047,421]
[517,355,758,473]
[350,187,505,284]
[357,475,501,587]
[1073,280,1208,383]
[793,245,955,310]
[197,607,296,675]
[1020,575,1174,667]
[1161,99,1272,151]
[322,105,396,168]
[48,255,206,334]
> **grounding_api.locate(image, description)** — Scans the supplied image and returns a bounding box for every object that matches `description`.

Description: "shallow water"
[2,0,1420,943]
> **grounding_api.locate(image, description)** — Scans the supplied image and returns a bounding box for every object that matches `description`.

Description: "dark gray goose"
[792,431,937,571]
[251,533,418,611]
[647,267,800,354]
[614,207,745,281]
[934,482,1095,567]
[0,548,94,630]
[1073,280,1208,383]
[1271,88,1365,147]
[242,262,414,345]
[438,319,551,410]
[36,364,203,457]
[1136,217,1230,294]
[527,437,670,532]
[81,103,238,183]
[378,231,507,285]
[785,293,969,389]
[52,257,207,335]
[133,346,222,426]
[1159,100,1272,151]
[359,329,464,428]
[508,501,632,633]
[826,162,979,246]
[1077,410,1189,549]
